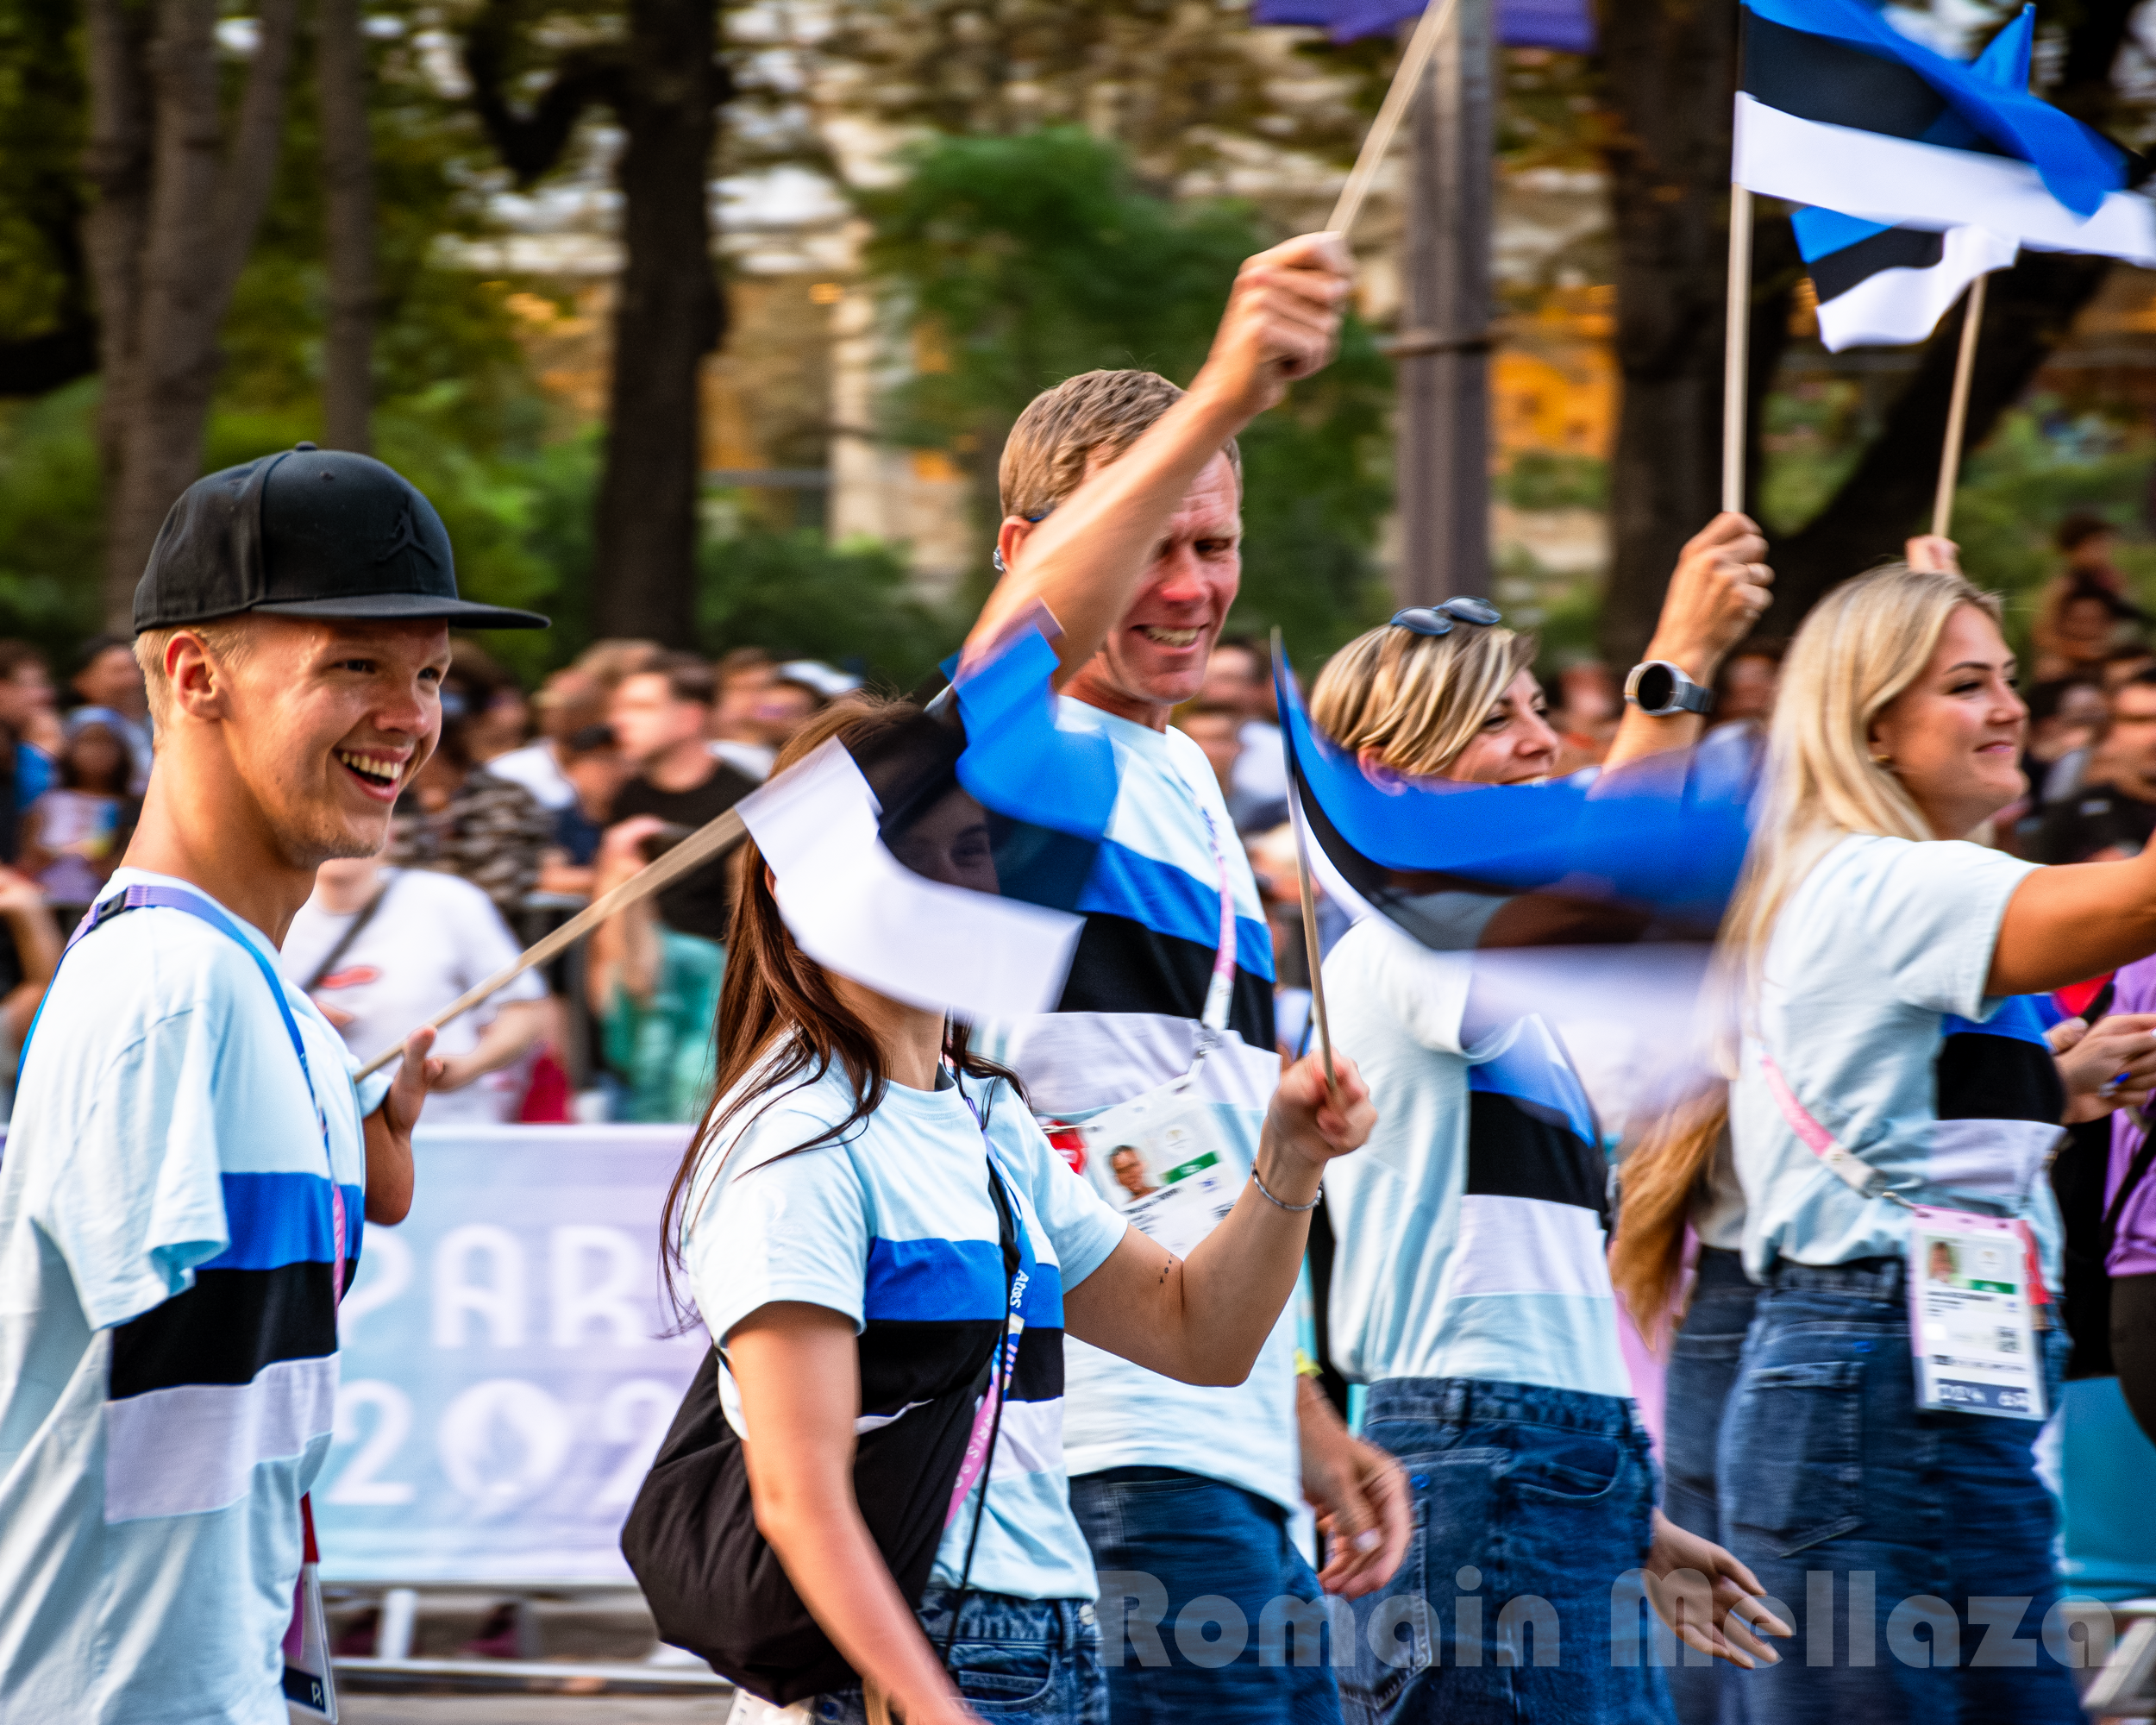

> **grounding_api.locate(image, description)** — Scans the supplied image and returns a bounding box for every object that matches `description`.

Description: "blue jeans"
[790,1590,1106,1722]
[1070,1466,1344,1725]
[1664,1247,1762,1725]
[1718,1258,2081,1724]
[1340,1377,1674,1725]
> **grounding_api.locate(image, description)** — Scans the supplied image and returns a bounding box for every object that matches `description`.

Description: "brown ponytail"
[1609,1082,1729,1351]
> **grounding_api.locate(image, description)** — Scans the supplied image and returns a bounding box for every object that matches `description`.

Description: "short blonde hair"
[999,369,1241,522]
[1308,620,1539,778]
[133,619,258,733]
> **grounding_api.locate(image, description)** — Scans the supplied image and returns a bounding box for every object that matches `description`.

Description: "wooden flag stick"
[1325,0,1463,240]
[1721,184,1754,515]
[1287,788,1339,1095]
[1932,273,1989,539]
[1272,630,1338,1095]
[354,807,749,1079]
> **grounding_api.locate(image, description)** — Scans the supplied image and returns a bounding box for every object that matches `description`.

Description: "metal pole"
[1394,0,1492,606]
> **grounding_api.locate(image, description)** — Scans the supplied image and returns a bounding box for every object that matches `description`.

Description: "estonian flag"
[1791,8,2028,353]
[1736,0,2156,265]
[1796,210,2015,351]
[1275,654,1755,956]
[735,626,1114,1023]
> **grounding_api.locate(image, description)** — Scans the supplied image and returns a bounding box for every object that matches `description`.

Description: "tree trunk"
[80,0,153,518]
[97,0,298,628]
[1593,0,1739,670]
[318,0,375,453]
[590,0,726,643]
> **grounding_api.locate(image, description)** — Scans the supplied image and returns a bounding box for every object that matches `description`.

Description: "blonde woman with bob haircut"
[1714,555,2156,1724]
[1314,515,1794,1725]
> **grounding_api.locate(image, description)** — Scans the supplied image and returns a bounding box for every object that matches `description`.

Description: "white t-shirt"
[1729,833,2063,1281]
[484,739,577,811]
[710,739,774,782]
[685,1061,1126,1601]
[975,701,1298,1515]
[0,869,387,1724]
[281,868,546,1125]
[1320,917,1628,1396]
[1233,718,1288,804]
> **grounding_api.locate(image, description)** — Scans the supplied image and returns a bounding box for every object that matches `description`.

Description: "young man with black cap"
[0,445,546,1722]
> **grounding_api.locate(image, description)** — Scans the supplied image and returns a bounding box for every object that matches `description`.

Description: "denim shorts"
[1340,1377,1673,1725]
[1664,1246,1762,1725]
[1070,1465,1344,1725]
[739,1588,1106,1723]
[1716,1257,2083,1725]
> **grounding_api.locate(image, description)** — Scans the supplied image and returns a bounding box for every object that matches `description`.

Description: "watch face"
[1634,662,1677,713]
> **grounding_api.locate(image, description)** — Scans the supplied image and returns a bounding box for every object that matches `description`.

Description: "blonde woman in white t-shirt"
[1712,551,2156,1723]
[1313,514,1795,1725]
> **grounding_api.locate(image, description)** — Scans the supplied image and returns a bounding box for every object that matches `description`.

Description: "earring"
[1872,753,1893,767]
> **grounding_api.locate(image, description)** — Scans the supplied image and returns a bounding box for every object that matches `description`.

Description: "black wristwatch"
[1624,660,1716,718]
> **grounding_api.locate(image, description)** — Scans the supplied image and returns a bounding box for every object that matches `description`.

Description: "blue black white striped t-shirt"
[684,1060,1127,1601]
[1319,915,1626,1396]
[0,869,382,1724]
[975,701,1304,1515]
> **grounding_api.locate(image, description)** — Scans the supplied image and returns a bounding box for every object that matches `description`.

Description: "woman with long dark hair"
[666,694,1373,1725]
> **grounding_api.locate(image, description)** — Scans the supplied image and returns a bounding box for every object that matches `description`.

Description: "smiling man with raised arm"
[0,448,546,1723]
[959,235,1412,1724]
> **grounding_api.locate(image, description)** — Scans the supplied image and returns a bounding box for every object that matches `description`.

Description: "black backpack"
[621,1167,1019,1706]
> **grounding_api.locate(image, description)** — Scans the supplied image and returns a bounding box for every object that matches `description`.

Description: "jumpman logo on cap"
[376,503,439,568]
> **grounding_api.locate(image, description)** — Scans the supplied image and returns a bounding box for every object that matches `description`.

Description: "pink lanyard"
[1197,807,1237,1038]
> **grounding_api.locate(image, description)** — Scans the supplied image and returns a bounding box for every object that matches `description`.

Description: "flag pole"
[1273,629,1339,1095]
[1932,273,1988,539]
[354,808,749,1079]
[1722,184,1753,514]
[1287,790,1340,1096]
[1326,0,1463,239]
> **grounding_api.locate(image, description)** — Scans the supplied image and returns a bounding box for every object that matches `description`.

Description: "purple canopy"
[1250,0,1594,53]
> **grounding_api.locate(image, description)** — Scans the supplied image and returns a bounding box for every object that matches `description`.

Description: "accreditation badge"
[281,1495,338,1717]
[1054,1077,1242,1262]
[1905,1206,2046,1421]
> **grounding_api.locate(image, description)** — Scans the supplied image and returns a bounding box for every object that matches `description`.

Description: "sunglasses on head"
[1389,597,1503,637]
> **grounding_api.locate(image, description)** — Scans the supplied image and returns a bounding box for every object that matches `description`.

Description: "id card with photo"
[1062,1081,1243,1262]
[1905,1206,2045,1421]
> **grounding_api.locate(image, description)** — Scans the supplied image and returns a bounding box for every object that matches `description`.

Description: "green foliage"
[0,379,103,647]
[859,129,1256,445]
[0,0,85,343]
[698,529,962,689]
[858,126,1394,662]
[1947,403,2156,648]
[1498,451,1608,511]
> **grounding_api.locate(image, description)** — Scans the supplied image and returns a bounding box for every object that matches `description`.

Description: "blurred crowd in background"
[0,505,2128,1129]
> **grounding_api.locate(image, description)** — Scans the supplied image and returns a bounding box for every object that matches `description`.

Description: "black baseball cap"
[132,445,548,632]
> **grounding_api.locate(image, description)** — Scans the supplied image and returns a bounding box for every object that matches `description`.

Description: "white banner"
[317,1124,705,1583]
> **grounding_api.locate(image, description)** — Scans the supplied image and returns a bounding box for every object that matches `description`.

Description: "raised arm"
[968,233,1351,685]
[1061,1051,1374,1384]
[1990,855,2156,994]
[1601,513,1772,771]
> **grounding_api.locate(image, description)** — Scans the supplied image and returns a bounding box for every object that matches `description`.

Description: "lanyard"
[1196,806,1238,1038]
[22,883,348,1299]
